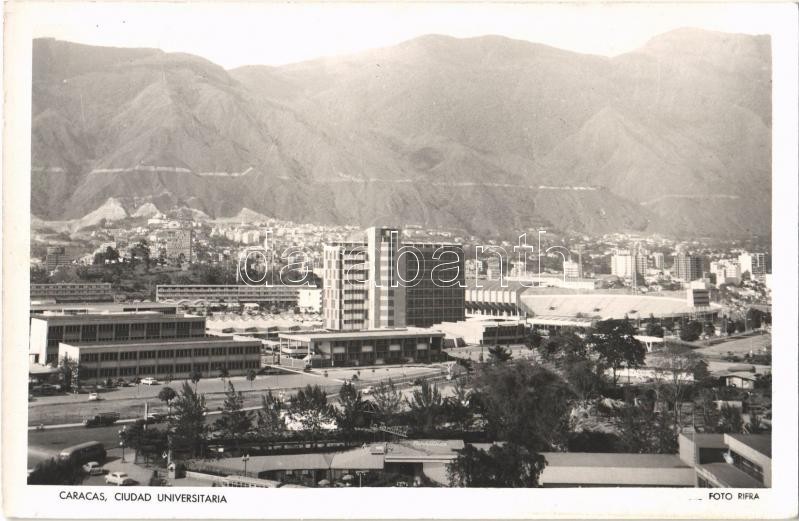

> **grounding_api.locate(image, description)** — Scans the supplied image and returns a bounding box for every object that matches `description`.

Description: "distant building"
[710,260,742,286]
[30,283,114,303]
[738,252,770,281]
[44,246,73,271]
[611,250,635,278]
[164,228,193,261]
[673,253,704,282]
[30,301,176,316]
[323,227,464,331]
[651,252,665,270]
[156,284,303,308]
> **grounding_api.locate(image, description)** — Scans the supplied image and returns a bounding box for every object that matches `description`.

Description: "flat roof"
[31,302,176,311]
[32,313,204,324]
[540,452,689,469]
[59,337,261,350]
[698,463,765,488]
[726,434,771,458]
[279,328,444,342]
[520,293,722,320]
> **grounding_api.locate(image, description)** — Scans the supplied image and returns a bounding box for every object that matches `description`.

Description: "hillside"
[31,31,771,237]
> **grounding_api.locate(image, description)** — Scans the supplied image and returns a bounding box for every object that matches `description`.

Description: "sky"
[29,3,783,69]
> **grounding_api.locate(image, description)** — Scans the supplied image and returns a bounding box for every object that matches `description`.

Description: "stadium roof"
[521,293,721,320]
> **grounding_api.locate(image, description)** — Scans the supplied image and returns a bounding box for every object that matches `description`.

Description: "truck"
[83,412,120,428]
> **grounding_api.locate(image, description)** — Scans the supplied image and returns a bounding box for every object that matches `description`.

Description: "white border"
[3,2,798,519]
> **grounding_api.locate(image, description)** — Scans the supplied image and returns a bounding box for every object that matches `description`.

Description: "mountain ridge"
[31,30,771,237]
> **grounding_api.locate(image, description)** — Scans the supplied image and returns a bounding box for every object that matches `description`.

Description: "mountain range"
[31,30,772,237]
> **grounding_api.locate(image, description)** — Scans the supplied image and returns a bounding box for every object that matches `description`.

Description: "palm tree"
[407,381,443,433]
[158,386,177,417]
[189,370,202,390]
[246,369,257,389]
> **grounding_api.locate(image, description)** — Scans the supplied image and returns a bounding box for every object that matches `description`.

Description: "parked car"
[140,377,158,386]
[88,393,101,401]
[105,472,136,486]
[84,412,120,428]
[145,413,167,424]
[82,461,104,475]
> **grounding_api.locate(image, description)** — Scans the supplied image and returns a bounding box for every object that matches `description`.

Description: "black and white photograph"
[2,1,798,519]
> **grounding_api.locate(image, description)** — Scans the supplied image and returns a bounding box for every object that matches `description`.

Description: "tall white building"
[611,250,635,278]
[738,252,770,280]
[710,260,741,286]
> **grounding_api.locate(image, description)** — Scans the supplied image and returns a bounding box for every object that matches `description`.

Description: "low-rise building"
[278,328,445,366]
[58,336,261,383]
[30,313,207,365]
[435,317,528,346]
[678,433,771,488]
[156,284,305,308]
[30,302,177,316]
[30,283,114,303]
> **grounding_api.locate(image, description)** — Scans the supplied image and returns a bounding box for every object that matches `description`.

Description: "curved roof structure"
[520,293,721,320]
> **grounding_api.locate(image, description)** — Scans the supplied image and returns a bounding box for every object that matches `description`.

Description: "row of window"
[77,345,260,362]
[78,360,260,378]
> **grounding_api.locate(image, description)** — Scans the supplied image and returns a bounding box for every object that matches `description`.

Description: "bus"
[58,441,106,465]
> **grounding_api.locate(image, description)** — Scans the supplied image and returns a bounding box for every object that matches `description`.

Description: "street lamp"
[118,426,127,462]
[241,454,250,476]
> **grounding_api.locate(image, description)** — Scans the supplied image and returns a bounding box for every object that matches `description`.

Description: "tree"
[588,319,646,386]
[746,309,763,329]
[406,381,444,433]
[540,332,589,366]
[169,382,208,457]
[725,320,737,336]
[645,322,665,338]
[443,377,475,430]
[472,360,573,451]
[703,323,716,338]
[158,386,177,416]
[27,458,86,485]
[734,320,747,333]
[287,385,336,439]
[487,345,513,363]
[563,359,603,404]
[616,405,678,454]
[213,382,252,443]
[58,354,79,392]
[246,369,257,389]
[651,343,703,427]
[218,368,230,387]
[717,405,744,433]
[337,381,368,434]
[256,391,286,439]
[526,331,543,349]
[447,442,547,487]
[189,369,202,389]
[679,321,703,342]
[371,379,404,425]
